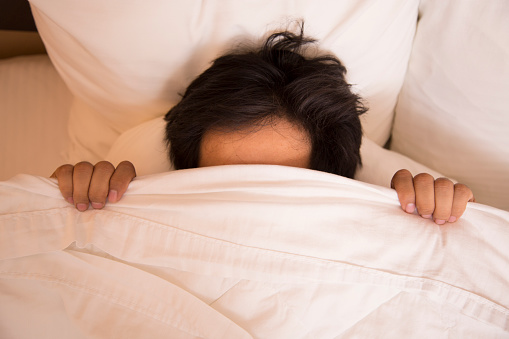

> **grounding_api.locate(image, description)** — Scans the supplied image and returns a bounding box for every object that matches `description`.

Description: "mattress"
[0,54,72,180]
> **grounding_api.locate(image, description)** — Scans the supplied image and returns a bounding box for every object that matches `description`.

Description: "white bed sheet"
[1,165,508,338]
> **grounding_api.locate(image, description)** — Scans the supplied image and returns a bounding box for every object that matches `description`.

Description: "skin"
[199,118,311,168]
[51,160,136,212]
[391,169,474,224]
[51,118,474,224]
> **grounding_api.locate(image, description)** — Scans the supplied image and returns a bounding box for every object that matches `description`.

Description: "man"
[51,26,474,224]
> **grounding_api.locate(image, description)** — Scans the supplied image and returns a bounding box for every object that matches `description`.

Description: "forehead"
[198,118,311,168]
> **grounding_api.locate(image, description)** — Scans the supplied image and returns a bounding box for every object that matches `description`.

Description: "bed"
[1,0,509,338]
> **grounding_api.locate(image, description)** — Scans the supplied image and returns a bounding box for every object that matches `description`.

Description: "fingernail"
[435,219,446,225]
[405,203,415,214]
[448,216,457,223]
[108,190,118,203]
[67,197,74,205]
[76,203,88,212]
[421,214,432,219]
[91,202,104,209]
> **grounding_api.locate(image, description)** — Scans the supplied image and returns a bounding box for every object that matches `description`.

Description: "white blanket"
[1,165,508,338]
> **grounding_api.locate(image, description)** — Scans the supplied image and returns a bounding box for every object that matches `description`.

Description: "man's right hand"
[51,161,136,212]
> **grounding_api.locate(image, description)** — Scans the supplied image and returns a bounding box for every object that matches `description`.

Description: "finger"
[390,169,416,213]
[51,164,74,204]
[413,173,435,219]
[72,161,94,211]
[449,183,475,223]
[88,161,115,209]
[108,161,136,203]
[432,178,454,225]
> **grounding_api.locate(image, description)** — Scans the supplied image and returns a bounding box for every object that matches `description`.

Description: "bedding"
[21,0,509,211]
[2,1,509,336]
[1,165,509,338]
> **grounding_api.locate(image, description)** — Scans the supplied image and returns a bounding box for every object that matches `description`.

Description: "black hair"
[164,24,366,178]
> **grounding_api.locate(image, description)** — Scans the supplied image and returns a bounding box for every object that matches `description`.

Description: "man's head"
[164,26,366,178]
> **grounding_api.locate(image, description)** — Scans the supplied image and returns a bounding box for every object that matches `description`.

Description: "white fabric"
[106,117,173,175]
[106,116,447,186]
[391,0,509,211]
[29,0,419,163]
[1,166,509,338]
[356,137,449,186]
[0,55,72,180]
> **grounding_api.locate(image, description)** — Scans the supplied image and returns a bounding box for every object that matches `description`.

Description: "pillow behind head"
[30,0,420,165]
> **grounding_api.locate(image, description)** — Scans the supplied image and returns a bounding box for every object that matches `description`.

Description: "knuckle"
[96,160,115,169]
[55,164,73,176]
[74,161,93,174]
[117,160,136,175]
[391,169,412,187]
[434,177,454,192]
[118,160,134,167]
[414,173,434,185]
[94,161,115,175]
[454,183,473,200]
[394,169,412,179]
[76,161,93,167]
[454,183,471,195]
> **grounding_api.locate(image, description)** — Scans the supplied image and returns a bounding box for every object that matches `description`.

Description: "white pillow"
[391,0,509,210]
[356,137,448,187]
[106,117,172,176]
[30,0,419,164]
